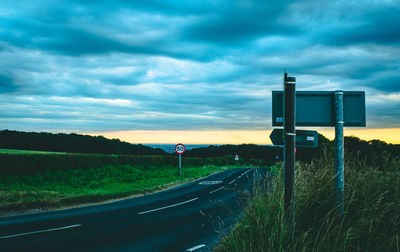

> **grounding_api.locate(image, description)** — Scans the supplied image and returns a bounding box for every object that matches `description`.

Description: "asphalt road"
[0,168,269,252]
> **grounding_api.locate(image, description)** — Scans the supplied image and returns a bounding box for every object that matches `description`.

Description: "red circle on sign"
[175,143,185,154]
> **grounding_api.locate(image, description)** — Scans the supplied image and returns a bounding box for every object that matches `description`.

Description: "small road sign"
[175,143,185,154]
[235,154,239,161]
[270,128,318,148]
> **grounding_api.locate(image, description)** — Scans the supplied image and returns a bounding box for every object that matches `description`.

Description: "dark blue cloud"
[316,8,400,46]
[0,74,17,93]
[183,1,297,44]
[0,0,399,133]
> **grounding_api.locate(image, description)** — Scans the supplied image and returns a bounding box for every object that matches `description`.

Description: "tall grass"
[216,154,400,251]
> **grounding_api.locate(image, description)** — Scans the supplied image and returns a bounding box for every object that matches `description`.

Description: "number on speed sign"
[175,143,185,154]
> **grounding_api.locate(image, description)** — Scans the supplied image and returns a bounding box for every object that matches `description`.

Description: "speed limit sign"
[175,143,185,176]
[175,143,185,154]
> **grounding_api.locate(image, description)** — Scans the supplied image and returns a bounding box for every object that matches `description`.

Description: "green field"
[0,148,67,155]
[0,150,243,215]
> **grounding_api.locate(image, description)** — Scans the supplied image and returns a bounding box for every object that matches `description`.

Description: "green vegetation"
[0,130,166,155]
[216,153,400,251]
[0,150,243,214]
[0,163,237,214]
[3,130,399,169]
[0,148,66,155]
[0,152,235,176]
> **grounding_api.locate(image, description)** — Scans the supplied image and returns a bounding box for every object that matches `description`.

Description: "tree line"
[184,134,332,164]
[0,130,166,155]
[1,130,398,170]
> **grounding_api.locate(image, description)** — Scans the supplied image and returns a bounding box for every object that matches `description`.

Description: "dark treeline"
[1,130,399,170]
[185,134,400,170]
[344,137,400,171]
[0,130,166,155]
[185,134,332,165]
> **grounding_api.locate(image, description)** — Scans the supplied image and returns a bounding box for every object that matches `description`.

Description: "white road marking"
[199,181,222,185]
[209,186,225,194]
[187,244,206,251]
[238,169,253,179]
[228,179,236,184]
[138,198,199,215]
[0,224,82,239]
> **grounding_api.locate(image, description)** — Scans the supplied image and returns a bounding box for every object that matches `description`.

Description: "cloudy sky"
[1,0,399,144]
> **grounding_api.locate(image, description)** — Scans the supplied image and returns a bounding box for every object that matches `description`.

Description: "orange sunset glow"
[89,128,400,145]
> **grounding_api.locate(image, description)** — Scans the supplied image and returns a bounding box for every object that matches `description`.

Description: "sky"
[0,0,399,144]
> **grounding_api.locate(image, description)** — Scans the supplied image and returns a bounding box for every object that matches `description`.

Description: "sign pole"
[284,73,296,241]
[175,143,185,176]
[334,90,344,215]
[179,154,182,176]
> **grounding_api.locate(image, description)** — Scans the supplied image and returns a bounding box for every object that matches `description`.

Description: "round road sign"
[175,143,185,154]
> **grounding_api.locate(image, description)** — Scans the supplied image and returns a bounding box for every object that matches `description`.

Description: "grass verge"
[0,148,66,155]
[0,164,237,215]
[216,156,400,251]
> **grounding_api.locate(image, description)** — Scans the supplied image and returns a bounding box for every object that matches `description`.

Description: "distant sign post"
[272,77,366,216]
[235,154,239,165]
[175,143,185,176]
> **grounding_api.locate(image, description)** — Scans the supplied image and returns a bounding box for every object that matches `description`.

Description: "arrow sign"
[270,128,318,148]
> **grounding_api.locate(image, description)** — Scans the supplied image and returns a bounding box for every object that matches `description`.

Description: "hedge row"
[0,153,235,176]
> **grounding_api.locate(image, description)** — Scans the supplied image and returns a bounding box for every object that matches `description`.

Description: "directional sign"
[175,143,185,154]
[270,128,318,148]
[272,91,366,127]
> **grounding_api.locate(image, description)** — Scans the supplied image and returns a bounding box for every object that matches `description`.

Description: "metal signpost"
[283,73,296,241]
[272,75,366,216]
[175,143,185,176]
[235,154,239,166]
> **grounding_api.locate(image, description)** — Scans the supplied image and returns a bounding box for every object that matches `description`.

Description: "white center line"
[228,179,236,184]
[187,244,206,251]
[209,186,225,194]
[138,198,199,215]
[0,224,83,239]
[237,169,253,179]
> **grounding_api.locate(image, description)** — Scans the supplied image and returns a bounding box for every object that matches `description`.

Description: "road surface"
[0,168,269,251]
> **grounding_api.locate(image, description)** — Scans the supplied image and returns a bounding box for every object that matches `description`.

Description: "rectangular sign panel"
[270,128,318,147]
[272,91,366,127]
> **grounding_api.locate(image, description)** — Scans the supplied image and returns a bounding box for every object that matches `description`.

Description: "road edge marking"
[209,186,225,194]
[138,197,199,215]
[0,224,83,239]
[187,244,206,251]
